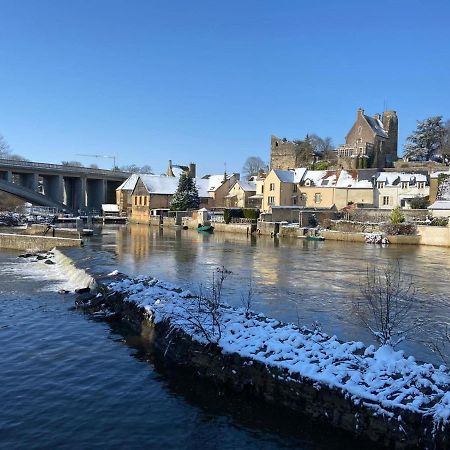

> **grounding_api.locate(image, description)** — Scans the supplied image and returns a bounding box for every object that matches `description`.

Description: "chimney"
[189,162,196,178]
[166,160,173,177]
[357,107,364,118]
[374,113,381,121]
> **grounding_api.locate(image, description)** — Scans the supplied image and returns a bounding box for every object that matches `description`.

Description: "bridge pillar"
[0,170,12,182]
[86,178,106,210]
[71,176,87,212]
[44,175,64,204]
[23,173,39,191]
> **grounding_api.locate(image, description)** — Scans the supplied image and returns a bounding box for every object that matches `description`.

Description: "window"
[134,196,137,206]
[314,193,322,204]
[143,196,147,206]
[401,182,408,189]
[261,186,264,193]
[304,180,311,186]
[293,184,298,193]
[418,182,425,189]
[300,193,307,202]
[292,197,297,205]
[377,181,384,189]
[269,183,275,191]
[383,196,390,206]
[267,196,275,205]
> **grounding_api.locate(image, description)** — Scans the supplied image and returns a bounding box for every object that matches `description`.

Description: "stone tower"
[381,111,398,166]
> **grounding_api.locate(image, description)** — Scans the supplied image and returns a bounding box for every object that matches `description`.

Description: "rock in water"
[75,287,91,294]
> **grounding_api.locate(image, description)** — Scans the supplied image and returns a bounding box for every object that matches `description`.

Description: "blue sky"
[0,0,449,175]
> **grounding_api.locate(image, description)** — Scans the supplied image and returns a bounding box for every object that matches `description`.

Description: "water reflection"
[93,224,450,363]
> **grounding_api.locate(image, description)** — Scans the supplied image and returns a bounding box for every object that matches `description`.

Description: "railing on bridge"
[0,158,130,178]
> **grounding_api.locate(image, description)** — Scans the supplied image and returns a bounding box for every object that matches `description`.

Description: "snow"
[108,275,450,425]
[116,174,139,191]
[101,204,119,213]
[236,180,257,192]
[428,201,450,210]
[139,175,209,198]
[376,172,427,187]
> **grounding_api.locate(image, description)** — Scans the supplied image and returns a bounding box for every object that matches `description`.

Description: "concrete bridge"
[0,159,129,211]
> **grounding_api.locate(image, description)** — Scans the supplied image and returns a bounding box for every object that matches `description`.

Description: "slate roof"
[364,115,388,138]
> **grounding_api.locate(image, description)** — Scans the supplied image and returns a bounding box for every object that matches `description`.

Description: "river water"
[1,224,450,449]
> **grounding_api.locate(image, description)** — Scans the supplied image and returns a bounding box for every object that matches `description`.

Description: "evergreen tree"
[170,173,200,211]
[403,116,446,161]
[390,207,405,224]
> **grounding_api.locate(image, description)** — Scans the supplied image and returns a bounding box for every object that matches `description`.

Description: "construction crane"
[76,154,118,169]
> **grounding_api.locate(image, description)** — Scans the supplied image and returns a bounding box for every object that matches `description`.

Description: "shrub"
[243,208,260,220]
[409,196,429,209]
[223,208,244,224]
[380,222,417,235]
[429,217,449,226]
[390,207,405,224]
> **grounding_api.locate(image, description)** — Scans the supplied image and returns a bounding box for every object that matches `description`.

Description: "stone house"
[337,108,398,169]
[201,173,240,208]
[130,175,210,224]
[374,172,429,209]
[224,180,257,208]
[262,168,374,212]
[116,173,139,216]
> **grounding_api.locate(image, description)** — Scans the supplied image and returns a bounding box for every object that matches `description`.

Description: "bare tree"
[171,266,231,344]
[352,263,426,347]
[0,133,28,161]
[309,134,334,155]
[0,134,11,157]
[242,156,268,177]
[120,164,153,174]
[240,276,254,319]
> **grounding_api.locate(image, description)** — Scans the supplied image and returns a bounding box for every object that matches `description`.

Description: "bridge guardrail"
[0,159,130,178]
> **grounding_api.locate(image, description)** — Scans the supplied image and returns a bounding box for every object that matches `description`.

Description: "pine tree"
[170,173,200,211]
[390,206,405,224]
[403,116,446,161]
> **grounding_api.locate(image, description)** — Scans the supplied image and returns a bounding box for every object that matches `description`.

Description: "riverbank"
[54,247,450,449]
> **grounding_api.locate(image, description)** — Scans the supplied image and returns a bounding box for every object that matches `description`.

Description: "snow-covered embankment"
[67,261,450,448]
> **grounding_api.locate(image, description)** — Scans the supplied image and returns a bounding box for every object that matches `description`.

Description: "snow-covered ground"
[108,275,450,427]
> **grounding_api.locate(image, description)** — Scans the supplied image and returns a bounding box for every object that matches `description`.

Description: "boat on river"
[306,235,325,241]
[197,225,214,233]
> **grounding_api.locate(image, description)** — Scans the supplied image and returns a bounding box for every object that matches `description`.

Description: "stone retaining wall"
[0,232,82,251]
[212,222,255,235]
[73,280,449,449]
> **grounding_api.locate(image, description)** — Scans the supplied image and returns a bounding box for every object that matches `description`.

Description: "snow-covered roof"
[171,166,186,177]
[138,175,209,197]
[376,172,427,186]
[428,200,450,210]
[116,174,139,191]
[201,174,233,192]
[430,170,450,179]
[273,168,307,183]
[237,180,256,192]
[102,204,120,212]
[335,170,373,188]
[302,170,334,186]
[364,115,388,138]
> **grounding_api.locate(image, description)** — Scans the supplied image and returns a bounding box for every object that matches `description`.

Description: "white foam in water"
[1,250,95,293]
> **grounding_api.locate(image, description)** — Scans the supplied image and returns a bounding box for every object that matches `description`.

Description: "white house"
[374,172,428,209]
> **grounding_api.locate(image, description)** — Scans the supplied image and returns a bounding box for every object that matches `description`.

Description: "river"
[1,224,449,449]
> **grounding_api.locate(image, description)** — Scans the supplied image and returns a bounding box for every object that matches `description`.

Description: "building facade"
[336,108,398,169]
